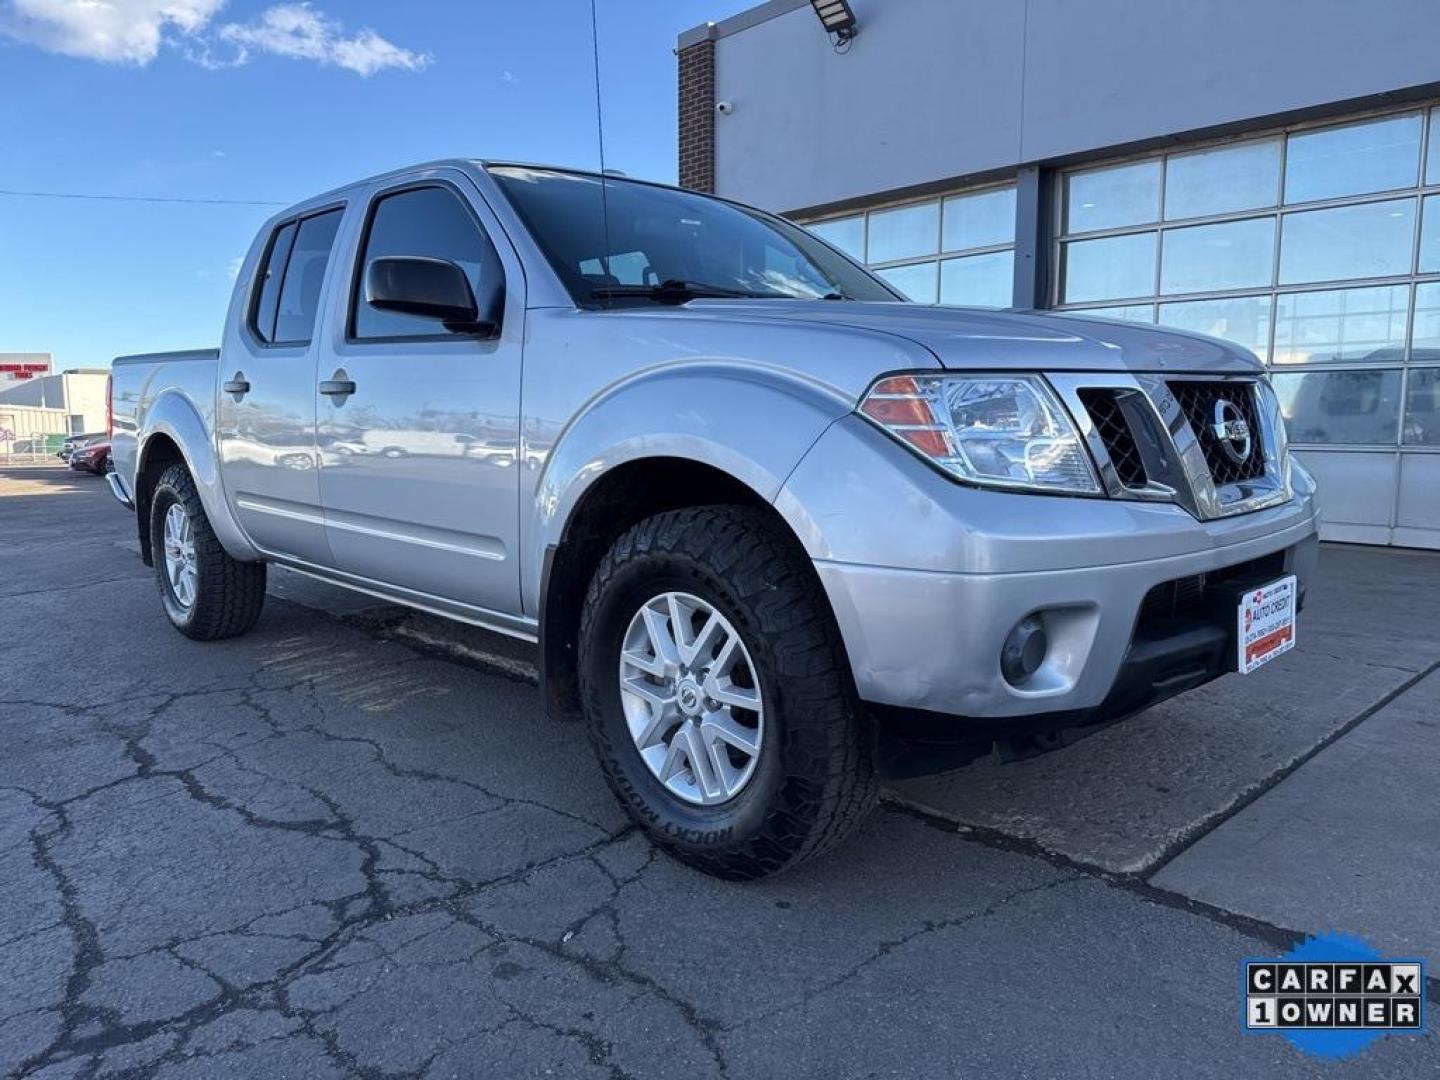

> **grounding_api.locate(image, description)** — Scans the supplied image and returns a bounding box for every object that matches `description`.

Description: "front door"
[316,178,523,616]
[218,207,344,564]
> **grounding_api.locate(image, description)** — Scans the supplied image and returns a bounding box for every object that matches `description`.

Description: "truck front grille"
[1078,388,1147,487]
[1166,380,1267,486]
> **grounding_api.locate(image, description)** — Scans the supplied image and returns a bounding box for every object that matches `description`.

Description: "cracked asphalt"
[3,464,1437,1079]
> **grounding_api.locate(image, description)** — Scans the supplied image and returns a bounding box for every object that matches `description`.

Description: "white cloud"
[218,3,427,76]
[0,0,427,74]
[0,0,225,64]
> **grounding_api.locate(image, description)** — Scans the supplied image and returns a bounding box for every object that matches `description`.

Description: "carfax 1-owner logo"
[1243,932,1426,1060]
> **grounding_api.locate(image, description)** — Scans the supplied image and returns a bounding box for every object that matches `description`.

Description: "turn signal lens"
[858,373,1101,494]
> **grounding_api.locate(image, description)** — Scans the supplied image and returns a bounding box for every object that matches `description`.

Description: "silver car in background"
[106,161,1319,879]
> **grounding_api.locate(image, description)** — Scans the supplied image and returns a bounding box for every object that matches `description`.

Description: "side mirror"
[365,256,496,333]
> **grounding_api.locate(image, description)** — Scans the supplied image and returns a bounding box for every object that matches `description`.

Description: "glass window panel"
[1283,113,1422,204]
[942,187,1015,252]
[939,250,1013,308]
[1160,217,1275,294]
[1065,160,1160,232]
[1072,303,1156,324]
[1272,285,1410,366]
[1157,296,1273,360]
[1412,282,1440,363]
[1420,194,1440,274]
[1061,232,1157,303]
[1404,368,1440,446]
[1271,369,1402,445]
[1164,139,1280,219]
[274,209,343,344]
[867,202,939,263]
[1278,199,1415,284]
[807,215,865,261]
[1429,109,1440,184]
[875,261,938,303]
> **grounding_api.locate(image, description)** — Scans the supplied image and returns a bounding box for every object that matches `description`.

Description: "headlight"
[858,374,1101,494]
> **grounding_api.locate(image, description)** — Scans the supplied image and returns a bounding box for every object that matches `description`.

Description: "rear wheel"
[579,506,877,880]
[149,463,266,641]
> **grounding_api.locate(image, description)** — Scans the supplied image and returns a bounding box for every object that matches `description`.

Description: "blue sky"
[0,0,756,368]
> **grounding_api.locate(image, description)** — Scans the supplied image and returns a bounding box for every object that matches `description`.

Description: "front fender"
[523,361,852,612]
[138,390,260,562]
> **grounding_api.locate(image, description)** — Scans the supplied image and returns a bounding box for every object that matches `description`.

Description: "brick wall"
[678,36,716,192]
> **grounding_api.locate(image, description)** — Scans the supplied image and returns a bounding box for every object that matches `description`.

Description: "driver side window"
[352,185,500,340]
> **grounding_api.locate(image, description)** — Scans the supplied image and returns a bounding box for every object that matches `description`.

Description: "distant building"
[0,366,109,457]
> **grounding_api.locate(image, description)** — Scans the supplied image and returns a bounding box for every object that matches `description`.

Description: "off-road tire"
[579,506,877,880]
[150,463,266,641]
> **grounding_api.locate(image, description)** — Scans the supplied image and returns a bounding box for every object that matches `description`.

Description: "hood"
[681,300,1264,375]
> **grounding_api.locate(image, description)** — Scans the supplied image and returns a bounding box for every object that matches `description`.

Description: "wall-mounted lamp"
[809,0,858,45]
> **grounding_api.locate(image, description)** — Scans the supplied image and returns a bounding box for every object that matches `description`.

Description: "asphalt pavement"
[2,463,1437,1079]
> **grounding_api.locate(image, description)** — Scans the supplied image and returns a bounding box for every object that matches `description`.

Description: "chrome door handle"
[222,372,250,399]
[319,369,356,398]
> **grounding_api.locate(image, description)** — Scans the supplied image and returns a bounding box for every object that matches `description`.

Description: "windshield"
[487,166,900,305]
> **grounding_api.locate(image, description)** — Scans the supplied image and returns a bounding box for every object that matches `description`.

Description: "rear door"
[218,206,344,564]
[315,175,524,616]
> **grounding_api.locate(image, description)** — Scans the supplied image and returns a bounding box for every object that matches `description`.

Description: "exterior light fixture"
[809,0,858,43]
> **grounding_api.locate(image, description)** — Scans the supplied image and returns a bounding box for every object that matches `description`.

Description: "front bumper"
[777,413,1319,740]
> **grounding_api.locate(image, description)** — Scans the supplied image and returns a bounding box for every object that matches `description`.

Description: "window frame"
[346,178,505,346]
[246,201,347,350]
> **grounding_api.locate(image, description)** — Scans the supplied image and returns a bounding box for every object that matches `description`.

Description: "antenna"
[589,0,614,290]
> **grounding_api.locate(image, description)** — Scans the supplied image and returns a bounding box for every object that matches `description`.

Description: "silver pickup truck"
[108,160,1319,879]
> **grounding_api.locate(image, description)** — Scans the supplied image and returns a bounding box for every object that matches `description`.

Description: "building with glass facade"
[678,0,1440,548]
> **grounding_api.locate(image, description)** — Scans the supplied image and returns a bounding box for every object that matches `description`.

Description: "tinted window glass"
[1419,194,1440,274]
[1278,199,1415,285]
[942,187,1015,252]
[875,261,937,303]
[807,215,865,260]
[1411,282,1440,361]
[1271,369,1402,445]
[1404,368,1440,445]
[1157,295,1273,360]
[354,187,498,339]
[274,210,342,344]
[252,221,296,343]
[1160,217,1275,295]
[867,202,939,263]
[1065,160,1160,233]
[1164,140,1280,220]
[1272,285,1409,366]
[939,250,1013,307]
[1284,114,1422,204]
[1061,232,1156,303]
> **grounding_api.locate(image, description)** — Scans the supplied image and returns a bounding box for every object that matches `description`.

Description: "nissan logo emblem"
[1211,400,1252,464]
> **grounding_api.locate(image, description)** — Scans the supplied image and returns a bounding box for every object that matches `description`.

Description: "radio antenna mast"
[589,0,613,292]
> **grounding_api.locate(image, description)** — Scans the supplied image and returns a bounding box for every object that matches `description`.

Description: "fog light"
[1001,617,1048,686]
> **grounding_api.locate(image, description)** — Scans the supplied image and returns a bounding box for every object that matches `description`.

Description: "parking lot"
[3,463,1438,1078]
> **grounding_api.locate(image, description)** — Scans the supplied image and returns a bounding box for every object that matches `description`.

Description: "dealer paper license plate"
[1238,575,1297,675]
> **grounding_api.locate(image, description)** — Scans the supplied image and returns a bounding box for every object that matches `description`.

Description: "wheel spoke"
[641,604,680,671]
[701,710,761,758]
[704,672,760,712]
[621,677,677,747]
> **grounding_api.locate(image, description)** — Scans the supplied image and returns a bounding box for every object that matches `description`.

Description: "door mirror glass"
[365,256,483,329]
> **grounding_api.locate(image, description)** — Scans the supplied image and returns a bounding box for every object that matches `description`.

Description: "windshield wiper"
[588,279,781,303]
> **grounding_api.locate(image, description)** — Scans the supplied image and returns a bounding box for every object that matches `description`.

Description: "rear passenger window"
[250,208,343,345]
[252,221,296,343]
[353,186,499,340]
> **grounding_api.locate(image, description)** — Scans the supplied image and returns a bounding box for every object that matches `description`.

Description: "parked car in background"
[68,440,111,475]
[107,160,1319,880]
[57,432,107,464]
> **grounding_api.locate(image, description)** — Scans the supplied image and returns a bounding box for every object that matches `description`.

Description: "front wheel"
[578,506,877,880]
[149,463,267,641]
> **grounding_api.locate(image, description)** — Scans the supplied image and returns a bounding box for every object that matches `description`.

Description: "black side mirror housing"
[365,256,498,334]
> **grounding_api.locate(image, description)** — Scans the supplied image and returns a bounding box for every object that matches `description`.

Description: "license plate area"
[1236,575,1298,675]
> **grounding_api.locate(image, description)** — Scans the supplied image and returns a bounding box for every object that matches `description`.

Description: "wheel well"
[539,457,811,720]
[134,435,185,566]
